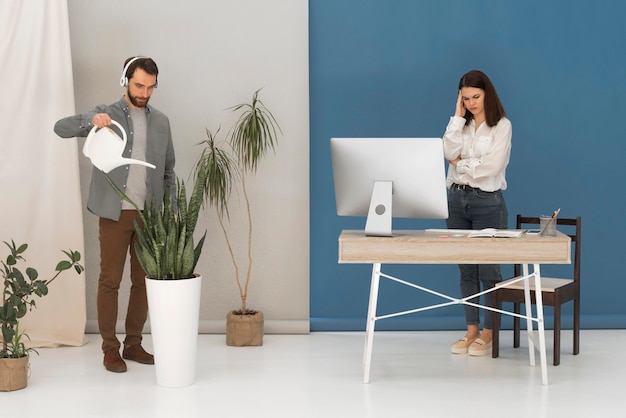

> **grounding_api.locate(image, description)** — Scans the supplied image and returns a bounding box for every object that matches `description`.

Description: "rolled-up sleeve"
[53,107,106,138]
[442,116,467,161]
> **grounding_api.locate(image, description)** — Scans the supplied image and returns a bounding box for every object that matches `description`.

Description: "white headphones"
[119,56,149,87]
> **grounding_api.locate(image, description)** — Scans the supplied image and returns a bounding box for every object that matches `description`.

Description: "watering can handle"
[107,120,127,144]
[83,119,127,157]
[92,120,127,143]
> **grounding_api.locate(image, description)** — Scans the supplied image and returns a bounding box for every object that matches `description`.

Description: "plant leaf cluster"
[105,161,208,280]
[195,128,237,219]
[1,240,84,358]
[229,88,280,174]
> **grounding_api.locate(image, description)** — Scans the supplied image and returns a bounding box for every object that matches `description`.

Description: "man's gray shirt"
[54,97,176,221]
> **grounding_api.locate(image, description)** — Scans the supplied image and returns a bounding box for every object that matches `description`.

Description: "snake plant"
[106,160,207,280]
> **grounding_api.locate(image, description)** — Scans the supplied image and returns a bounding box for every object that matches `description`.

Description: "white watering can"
[83,120,156,173]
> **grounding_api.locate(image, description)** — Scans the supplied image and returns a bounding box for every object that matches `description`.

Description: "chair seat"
[496,276,573,292]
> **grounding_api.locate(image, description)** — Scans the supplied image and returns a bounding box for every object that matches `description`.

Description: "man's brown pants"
[97,210,147,353]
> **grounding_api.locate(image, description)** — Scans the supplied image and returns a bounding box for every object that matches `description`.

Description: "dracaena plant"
[1,240,84,358]
[194,89,280,313]
[105,159,208,280]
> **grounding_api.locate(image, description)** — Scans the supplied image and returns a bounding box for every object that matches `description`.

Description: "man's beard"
[128,90,150,108]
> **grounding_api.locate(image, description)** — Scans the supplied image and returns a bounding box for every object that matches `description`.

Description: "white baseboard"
[85,319,310,335]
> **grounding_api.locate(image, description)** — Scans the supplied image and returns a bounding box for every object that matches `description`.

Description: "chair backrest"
[514,215,582,283]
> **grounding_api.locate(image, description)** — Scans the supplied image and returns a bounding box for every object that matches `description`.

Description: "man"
[54,56,176,373]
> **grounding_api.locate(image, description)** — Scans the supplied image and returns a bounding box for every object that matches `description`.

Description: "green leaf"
[16,302,28,319]
[16,243,28,255]
[134,243,158,279]
[194,231,207,269]
[34,281,49,296]
[14,268,27,288]
[56,260,72,271]
[180,236,195,278]
[2,327,15,346]
[6,254,16,266]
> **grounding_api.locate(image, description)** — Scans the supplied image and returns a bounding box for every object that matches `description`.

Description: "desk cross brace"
[363,262,549,385]
[373,271,543,324]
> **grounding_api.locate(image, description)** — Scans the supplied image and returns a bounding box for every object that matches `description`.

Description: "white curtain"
[0,0,86,347]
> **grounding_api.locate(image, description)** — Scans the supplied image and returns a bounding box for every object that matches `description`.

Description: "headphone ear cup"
[120,56,141,87]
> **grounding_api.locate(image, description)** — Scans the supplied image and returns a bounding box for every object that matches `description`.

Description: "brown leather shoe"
[103,349,127,373]
[122,344,155,364]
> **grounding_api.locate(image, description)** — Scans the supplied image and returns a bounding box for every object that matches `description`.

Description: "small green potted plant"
[194,88,280,346]
[106,161,208,387]
[1,240,83,391]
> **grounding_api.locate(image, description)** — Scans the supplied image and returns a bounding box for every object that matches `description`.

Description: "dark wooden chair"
[492,215,581,366]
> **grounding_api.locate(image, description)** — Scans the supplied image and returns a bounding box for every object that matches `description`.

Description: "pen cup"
[539,215,557,236]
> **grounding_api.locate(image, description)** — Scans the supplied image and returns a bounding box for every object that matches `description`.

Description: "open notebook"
[468,228,526,238]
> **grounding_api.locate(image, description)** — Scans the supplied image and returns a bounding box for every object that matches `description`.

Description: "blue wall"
[310,1,626,331]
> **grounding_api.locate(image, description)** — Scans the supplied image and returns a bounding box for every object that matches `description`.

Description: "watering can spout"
[83,120,157,173]
[97,157,156,174]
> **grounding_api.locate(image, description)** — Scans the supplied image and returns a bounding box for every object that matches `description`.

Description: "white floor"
[4,330,624,418]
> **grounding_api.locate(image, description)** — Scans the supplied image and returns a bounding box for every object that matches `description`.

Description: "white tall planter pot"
[145,274,202,388]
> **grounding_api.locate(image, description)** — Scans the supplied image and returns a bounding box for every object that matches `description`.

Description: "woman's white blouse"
[442,115,512,192]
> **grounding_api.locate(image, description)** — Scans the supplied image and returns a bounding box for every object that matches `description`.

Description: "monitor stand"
[365,181,393,237]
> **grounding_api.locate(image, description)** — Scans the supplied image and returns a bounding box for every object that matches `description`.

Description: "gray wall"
[66,0,310,333]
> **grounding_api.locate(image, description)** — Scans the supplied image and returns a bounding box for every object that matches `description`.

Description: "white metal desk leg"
[363,263,381,384]
[533,263,549,385]
[522,264,536,366]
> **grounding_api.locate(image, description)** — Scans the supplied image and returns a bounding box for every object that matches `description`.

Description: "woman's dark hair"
[124,57,159,85]
[458,70,505,127]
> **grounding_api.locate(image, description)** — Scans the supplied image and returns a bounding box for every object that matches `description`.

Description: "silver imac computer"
[330,137,449,237]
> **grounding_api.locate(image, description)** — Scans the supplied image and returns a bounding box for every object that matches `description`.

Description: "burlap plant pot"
[226,310,264,347]
[0,356,29,391]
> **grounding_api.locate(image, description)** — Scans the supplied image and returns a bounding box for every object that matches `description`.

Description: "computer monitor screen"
[330,137,448,236]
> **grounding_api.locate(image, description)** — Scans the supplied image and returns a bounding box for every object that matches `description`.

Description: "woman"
[443,70,512,356]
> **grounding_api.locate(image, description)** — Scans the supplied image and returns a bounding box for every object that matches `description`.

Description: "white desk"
[338,229,571,384]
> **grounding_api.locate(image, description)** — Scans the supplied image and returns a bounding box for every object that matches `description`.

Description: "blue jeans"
[446,186,508,329]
